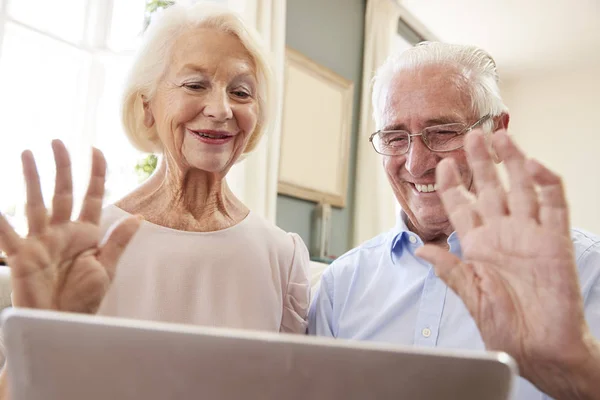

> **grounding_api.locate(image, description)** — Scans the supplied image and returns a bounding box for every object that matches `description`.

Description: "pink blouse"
[97,205,310,333]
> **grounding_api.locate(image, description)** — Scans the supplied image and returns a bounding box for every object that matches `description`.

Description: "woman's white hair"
[121,1,275,155]
[371,41,508,132]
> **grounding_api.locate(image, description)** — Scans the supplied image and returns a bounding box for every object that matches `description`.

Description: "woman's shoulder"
[99,204,131,236]
[242,213,308,259]
[243,212,290,240]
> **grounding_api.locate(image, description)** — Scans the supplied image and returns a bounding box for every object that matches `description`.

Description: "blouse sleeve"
[279,233,311,334]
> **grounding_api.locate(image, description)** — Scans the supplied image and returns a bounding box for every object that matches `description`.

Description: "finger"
[78,148,107,224]
[527,159,570,235]
[465,131,508,219]
[97,216,142,280]
[0,212,22,255]
[50,140,74,224]
[22,150,48,235]
[493,132,538,220]
[436,158,482,238]
[416,245,479,314]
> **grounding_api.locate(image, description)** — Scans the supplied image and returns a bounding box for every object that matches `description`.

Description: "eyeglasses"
[369,114,492,156]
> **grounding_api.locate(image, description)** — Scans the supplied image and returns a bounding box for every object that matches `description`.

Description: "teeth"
[198,132,227,139]
[415,183,438,193]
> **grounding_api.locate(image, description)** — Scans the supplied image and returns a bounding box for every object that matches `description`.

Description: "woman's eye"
[232,90,251,98]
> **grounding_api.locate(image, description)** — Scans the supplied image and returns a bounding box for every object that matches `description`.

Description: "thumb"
[97,216,142,280]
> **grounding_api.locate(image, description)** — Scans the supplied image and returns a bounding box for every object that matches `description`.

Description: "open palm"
[460,220,582,359]
[0,140,140,314]
[417,131,593,393]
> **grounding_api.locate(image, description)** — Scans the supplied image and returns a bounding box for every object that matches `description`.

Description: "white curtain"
[352,0,405,246]
[225,0,287,223]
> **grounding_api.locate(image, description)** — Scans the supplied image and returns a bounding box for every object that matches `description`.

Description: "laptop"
[2,308,517,400]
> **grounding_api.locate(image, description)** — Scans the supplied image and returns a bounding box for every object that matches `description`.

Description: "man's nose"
[405,135,438,177]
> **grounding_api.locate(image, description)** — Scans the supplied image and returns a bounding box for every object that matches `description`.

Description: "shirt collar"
[389,211,417,263]
[390,210,463,264]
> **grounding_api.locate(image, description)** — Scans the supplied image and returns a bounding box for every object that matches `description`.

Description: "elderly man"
[308,42,600,400]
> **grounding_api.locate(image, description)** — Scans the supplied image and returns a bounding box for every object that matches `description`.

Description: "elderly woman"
[0,0,308,354]
[94,2,309,331]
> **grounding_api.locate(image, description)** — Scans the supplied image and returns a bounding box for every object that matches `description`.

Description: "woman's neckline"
[104,204,253,236]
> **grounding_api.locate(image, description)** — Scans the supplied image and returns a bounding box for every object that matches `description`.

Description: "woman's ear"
[142,95,155,128]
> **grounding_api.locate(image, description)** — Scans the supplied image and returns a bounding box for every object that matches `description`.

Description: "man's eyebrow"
[380,115,465,131]
[424,116,463,125]
[381,123,408,131]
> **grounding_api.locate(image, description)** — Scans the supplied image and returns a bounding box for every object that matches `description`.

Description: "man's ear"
[495,112,510,131]
[490,112,510,163]
[142,95,155,128]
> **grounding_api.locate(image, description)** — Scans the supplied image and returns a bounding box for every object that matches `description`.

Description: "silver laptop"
[2,308,517,400]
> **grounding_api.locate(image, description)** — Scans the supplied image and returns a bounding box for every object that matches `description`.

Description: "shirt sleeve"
[279,233,310,334]
[579,242,600,340]
[541,239,600,400]
[308,266,335,337]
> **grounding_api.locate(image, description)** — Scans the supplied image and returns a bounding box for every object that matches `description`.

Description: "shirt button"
[409,235,417,244]
[421,328,432,338]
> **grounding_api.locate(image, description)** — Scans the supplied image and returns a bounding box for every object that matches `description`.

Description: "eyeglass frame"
[368,114,493,156]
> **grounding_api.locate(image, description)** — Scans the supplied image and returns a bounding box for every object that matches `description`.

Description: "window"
[0,0,147,235]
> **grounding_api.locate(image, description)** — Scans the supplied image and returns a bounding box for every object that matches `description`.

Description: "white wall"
[501,65,600,234]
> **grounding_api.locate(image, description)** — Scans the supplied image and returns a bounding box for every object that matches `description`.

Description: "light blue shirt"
[308,214,600,400]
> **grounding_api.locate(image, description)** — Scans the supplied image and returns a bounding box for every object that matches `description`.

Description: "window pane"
[7,0,87,43]
[0,23,88,234]
[94,54,146,204]
[107,0,146,52]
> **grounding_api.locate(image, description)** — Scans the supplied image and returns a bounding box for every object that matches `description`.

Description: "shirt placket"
[413,268,448,347]
[409,234,449,347]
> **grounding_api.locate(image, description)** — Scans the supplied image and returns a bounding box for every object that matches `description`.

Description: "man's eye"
[431,129,460,135]
[389,137,407,143]
[183,83,205,90]
[383,135,407,145]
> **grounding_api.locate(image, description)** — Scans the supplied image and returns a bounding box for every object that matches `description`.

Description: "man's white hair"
[372,41,508,132]
[121,1,274,155]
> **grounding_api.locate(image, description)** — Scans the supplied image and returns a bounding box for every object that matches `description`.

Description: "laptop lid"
[2,308,517,400]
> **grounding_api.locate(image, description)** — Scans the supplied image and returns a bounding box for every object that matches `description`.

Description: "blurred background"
[0,0,598,262]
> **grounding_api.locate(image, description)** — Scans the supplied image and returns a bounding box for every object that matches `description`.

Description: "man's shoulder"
[571,228,600,261]
[569,228,600,295]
